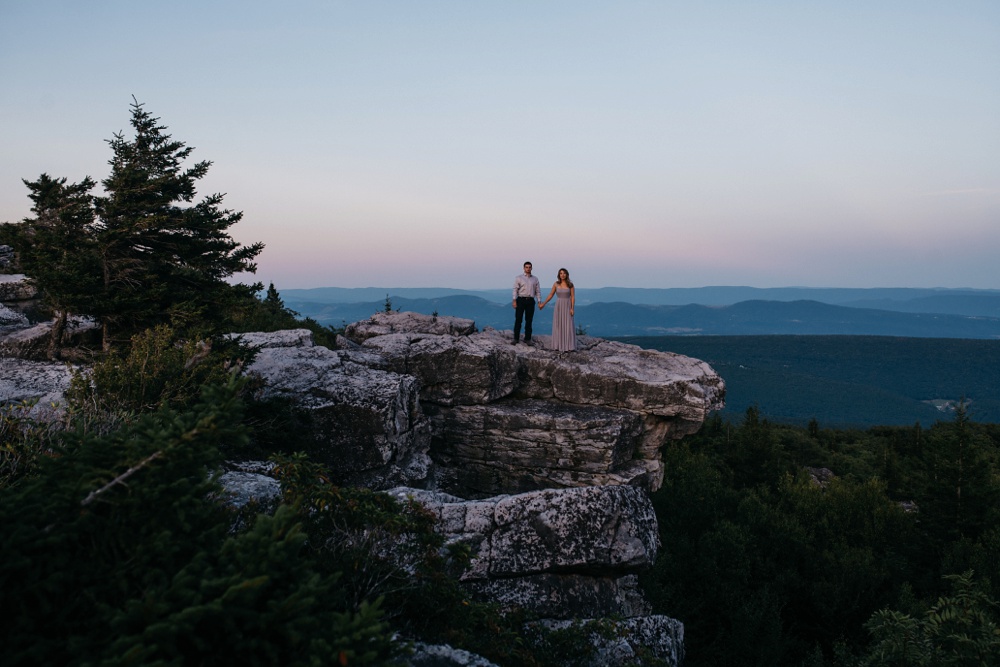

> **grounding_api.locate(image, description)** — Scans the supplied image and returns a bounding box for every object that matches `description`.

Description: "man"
[512,261,541,345]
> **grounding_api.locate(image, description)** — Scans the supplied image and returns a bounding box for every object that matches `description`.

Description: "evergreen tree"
[1,99,265,351]
[263,282,286,314]
[92,98,264,347]
[861,571,1000,667]
[920,404,999,542]
[0,173,102,358]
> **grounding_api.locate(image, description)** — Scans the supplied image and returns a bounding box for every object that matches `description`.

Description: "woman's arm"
[570,286,575,316]
[539,283,557,309]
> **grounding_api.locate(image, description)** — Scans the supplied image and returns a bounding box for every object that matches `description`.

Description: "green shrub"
[860,571,1000,667]
[0,399,63,487]
[66,324,255,415]
[0,375,396,666]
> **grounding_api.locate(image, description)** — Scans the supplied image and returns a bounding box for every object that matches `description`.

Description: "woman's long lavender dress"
[550,288,576,351]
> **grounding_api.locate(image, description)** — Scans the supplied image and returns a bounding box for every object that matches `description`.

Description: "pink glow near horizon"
[2,2,998,291]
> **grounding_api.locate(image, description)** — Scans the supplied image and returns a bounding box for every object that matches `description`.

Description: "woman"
[538,268,576,352]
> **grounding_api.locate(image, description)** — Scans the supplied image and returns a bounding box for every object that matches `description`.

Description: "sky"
[1,1,998,290]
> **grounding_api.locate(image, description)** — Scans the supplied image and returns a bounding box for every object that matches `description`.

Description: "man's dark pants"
[514,297,535,343]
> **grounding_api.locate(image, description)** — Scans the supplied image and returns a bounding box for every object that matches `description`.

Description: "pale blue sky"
[2,1,998,289]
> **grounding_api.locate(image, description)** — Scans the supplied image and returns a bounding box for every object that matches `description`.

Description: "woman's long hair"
[557,268,573,288]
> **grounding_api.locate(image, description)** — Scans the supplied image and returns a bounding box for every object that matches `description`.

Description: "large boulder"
[533,615,684,667]
[0,273,37,302]
[387,484,682,665]
[0,316,99,360]
[0,357,74,416]
[0,304,29,329]
[402,643,499,667]
[519,334,723,428]
[386,485,657,619]
[345,330,520,406]
[218,461,281,509]
[241,329,432,490]
[388,485,658,579]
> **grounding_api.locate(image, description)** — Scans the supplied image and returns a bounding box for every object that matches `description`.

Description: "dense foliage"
[0,377,396,666]
[641,407,1000,667]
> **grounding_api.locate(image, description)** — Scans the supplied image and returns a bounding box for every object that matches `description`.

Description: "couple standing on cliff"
[511,261,577,352]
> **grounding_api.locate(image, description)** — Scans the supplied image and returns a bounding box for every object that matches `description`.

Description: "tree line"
[642,407,1000,666]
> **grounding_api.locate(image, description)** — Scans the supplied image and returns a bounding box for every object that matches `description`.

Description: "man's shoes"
[511,340,519,345]
[524,339,533,346]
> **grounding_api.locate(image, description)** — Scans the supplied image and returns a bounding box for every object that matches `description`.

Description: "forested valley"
[618,335,1000,427]
[643,408,1000,665]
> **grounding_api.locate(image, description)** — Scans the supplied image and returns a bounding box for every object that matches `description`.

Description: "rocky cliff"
[244,312,724,497]
[239,311,724,666]
[0,307,724,666]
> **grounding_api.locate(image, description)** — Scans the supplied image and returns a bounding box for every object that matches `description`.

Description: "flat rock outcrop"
[344,311,724,497]
[244,314,723,498]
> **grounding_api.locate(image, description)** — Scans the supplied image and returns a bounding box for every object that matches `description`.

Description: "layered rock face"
[343,311,724,498]
[386,485,684,666]
[0,271,721,663]
[386,485,658,618]
[243,312,723,666]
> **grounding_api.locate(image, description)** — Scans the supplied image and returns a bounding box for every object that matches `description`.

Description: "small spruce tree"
[0,173,102,358]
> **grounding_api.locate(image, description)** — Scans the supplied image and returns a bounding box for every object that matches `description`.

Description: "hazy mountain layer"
[284,293,1000,339]
[282,285,1000,313]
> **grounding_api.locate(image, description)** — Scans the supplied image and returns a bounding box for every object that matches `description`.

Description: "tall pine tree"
[2,98,265,351]
[93,98,264,347]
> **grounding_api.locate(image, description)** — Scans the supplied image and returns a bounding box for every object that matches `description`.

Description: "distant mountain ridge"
[282,285,1000,310]
[282,290,1000,339]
